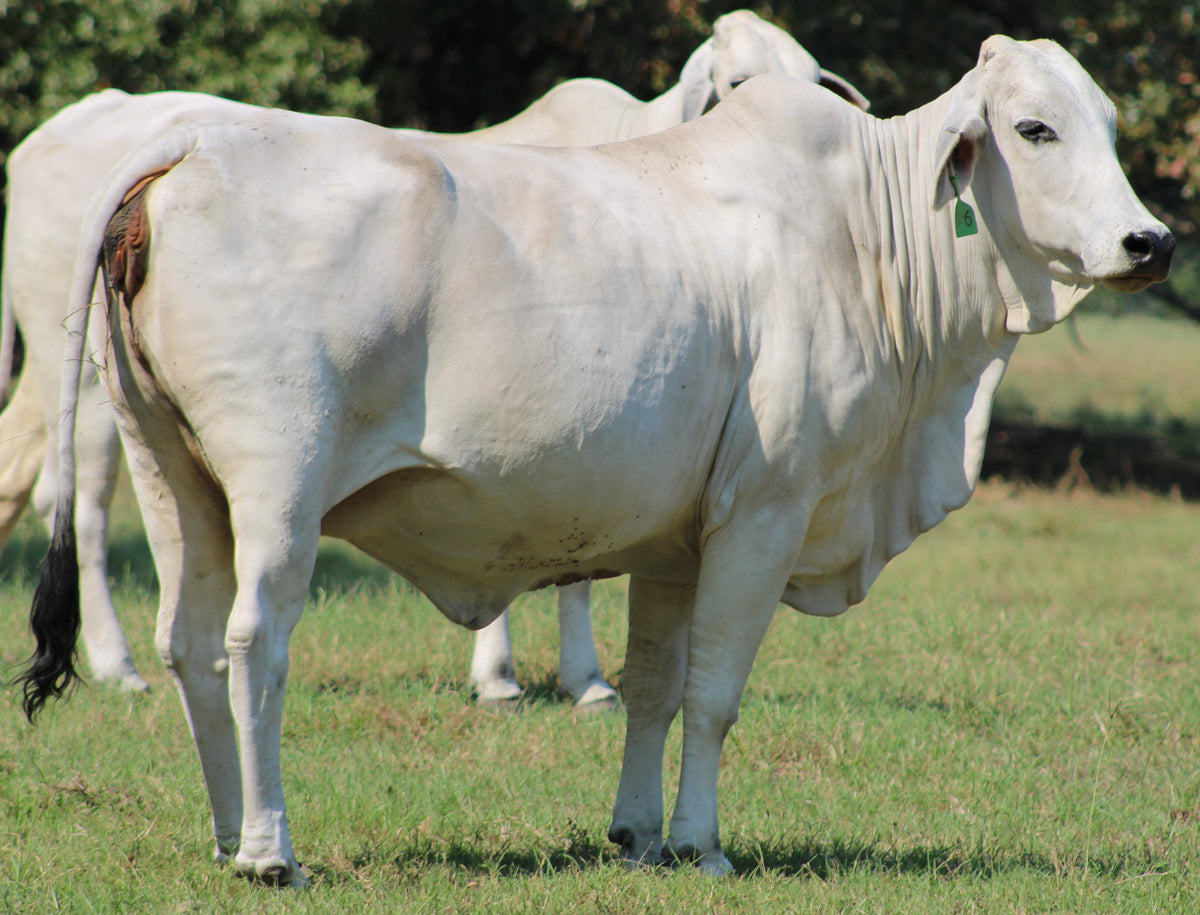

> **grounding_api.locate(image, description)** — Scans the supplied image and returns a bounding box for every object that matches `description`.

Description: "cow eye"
[1016,119,1058,144]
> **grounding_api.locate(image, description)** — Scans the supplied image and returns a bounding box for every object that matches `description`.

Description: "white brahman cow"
[455,9,867,144]
[0,10,864,706]
[19,37,1171,885]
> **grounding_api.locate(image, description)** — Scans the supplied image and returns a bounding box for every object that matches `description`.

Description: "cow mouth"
[1101,271,1169,294]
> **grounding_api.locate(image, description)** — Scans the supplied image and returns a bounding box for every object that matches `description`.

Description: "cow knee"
[687,689,741,742]
[156,617,227,682]
[224,612,276,662]
[224,589,303,677]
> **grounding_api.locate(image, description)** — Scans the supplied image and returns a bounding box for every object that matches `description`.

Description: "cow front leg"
[557,582,618,707]
[225,510,319,887]
[663,548,790,875]
[608,577,695,865]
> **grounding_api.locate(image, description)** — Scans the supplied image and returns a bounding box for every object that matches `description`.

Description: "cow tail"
[15,125,197,722]
[16,268,88,721]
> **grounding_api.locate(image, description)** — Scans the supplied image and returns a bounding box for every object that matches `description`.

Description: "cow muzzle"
[1103,227,1175,292]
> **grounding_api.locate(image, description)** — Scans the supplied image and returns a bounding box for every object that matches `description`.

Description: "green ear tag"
[951,174,978,238]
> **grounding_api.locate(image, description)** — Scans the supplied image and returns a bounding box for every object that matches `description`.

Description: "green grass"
[998,311,1200,426]
[1,313,1199,912]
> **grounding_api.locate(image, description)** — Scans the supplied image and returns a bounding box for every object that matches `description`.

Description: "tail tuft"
[15,494,82,722]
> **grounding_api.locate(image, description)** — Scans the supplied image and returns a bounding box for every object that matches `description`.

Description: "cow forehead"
[981,36,1116,132]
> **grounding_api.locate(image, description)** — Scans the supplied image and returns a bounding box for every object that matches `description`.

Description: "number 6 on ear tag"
[951,174,978,238]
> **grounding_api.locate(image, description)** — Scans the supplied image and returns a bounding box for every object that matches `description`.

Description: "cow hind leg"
[116,425,245,865]
[608,577,695,866]
[224,497,321,887]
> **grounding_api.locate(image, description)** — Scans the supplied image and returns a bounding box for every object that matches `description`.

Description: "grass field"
[1,313,1199,912]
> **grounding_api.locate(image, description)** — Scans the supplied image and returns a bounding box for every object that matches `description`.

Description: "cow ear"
[818,69,870,112]
[680,39,718,121]
[932,76,990,210]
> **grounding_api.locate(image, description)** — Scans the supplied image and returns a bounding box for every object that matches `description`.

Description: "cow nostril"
[1123,231,1155,262]
[1120,229,1175,277]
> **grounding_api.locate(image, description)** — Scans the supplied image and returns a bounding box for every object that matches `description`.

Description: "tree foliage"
[0,0,376,160]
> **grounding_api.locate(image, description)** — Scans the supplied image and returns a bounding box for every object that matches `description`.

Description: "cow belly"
[320,465,699,628]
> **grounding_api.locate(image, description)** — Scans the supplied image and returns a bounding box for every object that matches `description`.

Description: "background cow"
[19,37,1170,885]
[0,10,865,705]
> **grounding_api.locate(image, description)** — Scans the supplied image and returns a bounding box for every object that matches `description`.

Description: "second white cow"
[19,37,1170,884]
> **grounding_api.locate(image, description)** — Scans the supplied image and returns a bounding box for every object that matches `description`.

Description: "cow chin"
[1101,273,1161,294]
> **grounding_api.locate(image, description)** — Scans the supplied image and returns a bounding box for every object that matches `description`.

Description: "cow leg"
[608,576,695,865]
[470,608,523,701]
[116,424,244,867]
[224,499,320,887]
[0,368,44,547]
[556,582,617,707]
[33,369,148,692]
[662,550,789,875]
[76,374,148,691]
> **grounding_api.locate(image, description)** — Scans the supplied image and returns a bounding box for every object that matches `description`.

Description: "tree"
[0,0,377,163]
[328,0,714,132]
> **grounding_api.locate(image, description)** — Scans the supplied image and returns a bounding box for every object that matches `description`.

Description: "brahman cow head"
[681,10,869,120]
[932,35,1173,333]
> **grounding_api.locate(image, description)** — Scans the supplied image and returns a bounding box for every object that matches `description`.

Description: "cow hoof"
[119,672,151,693]
[92,662,151,693]
[664,843,734,877]
[609,826,665,867]
[695,850,734,877]
[234,854,308,888]
[572,681,620,710]
[474,678,524,704]
[260,863,309,889]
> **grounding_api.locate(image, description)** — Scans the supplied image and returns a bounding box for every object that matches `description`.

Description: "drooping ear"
[679,39,718,121]
[932,70,990,210]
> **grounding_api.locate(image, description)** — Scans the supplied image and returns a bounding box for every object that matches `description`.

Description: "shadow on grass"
[309,543,396,596]
[485,670,620,709]
[1,525,161,594]
[307,827,610,885]
[301,666,617,713]
[0,525,49,587]
[306,832,1155,884]
[1,526,404,600]
[984,410,1200,499]
[729,837,1142,880]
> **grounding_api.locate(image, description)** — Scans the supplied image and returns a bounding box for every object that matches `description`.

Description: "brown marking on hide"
[101,163,177,306]
[532,569,621,591]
